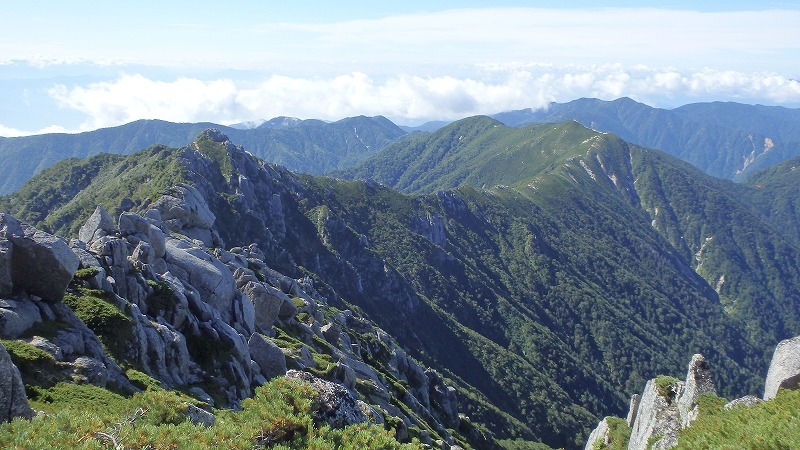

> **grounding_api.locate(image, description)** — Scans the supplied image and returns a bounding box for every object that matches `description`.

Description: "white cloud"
[45,66,800,132]
[0,123,70,138]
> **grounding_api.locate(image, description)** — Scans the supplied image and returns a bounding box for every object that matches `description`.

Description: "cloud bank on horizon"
[2,5,799,136]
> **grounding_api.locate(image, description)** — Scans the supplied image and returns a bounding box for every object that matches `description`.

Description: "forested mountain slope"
[7,121,800,447]
[344,115,800,371]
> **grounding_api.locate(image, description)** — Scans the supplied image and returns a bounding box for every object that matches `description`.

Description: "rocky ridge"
[586,335,800,449]
[0,191,472,448]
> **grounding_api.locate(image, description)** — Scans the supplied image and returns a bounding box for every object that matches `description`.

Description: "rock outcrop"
[79,205,116,244]
[590,354,716,450]
[724,395,762,410]
[285,370,369,428]
[0,343,34,422]
[764,335,800,400]
[0,131,469,447]
[584,417,611,450]
[677,354,716,427]
[588,334,800,449]
[248,332,287,381]
[0,240,11,298]
[627,378,681,450]
[0,176,465,446]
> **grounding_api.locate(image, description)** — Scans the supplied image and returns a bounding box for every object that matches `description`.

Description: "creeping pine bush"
[0,377,423,449]
[674,389,800,449]
[653,375,680,404]
[1,339,61,386]
[62,288,132,360]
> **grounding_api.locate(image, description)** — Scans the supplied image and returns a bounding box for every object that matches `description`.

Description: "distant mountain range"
[1,98,799,196]
[0,115,404,195]
[490,97,800,180]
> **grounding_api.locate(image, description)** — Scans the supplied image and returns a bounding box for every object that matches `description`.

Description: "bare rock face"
[677,354,716,427]
[426,368,460,428]
[0,214,79,302]
[0,343,35,422]
[0,239,12,298]
[764,335,800,400]
[78,205,116,244]
[248,333,287,381]
[153,184,221,247]
[626,393,641,426]
[584,417,611,450]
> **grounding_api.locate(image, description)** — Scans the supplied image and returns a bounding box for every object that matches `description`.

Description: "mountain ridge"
[0,115,405,195]
[490,97,800,181]
[3,98,800,196]
[7,122,800,447]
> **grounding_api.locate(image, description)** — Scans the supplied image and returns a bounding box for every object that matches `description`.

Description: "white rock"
[0,297,42,339]
[764,335,800,400]
[1,214,79,302]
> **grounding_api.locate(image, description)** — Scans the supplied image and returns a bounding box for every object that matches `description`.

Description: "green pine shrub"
[1,339,61,387]
[674,388,800,449]
[0,376,424,449]
[62,288,132,361]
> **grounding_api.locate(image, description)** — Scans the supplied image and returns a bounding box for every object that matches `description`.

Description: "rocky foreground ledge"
[0,200,474,449]
[586,335,800,450]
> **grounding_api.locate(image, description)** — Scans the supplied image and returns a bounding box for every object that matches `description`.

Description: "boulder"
[119,212,152,239]
[152,184,219,247]
[321,322,342,345]
[27,336,63,361]
[764,335,800,400]
[148,225,166,259]
[185,404,215,427]
[285,370,368,428]
[724,395,763,410]
[0,342,35,422]
[1,214,80,302]
[0,297,42,339]
[0,240,11,298]
[677,354,715,427]
[584,417,610,450]
[131,241,154,266]
[72,356,108,387]
[241,282,284,331]
[331,362,357,390]
[248,333,287,380]
[278,295,298,320]
[78,205,116,244]
[155,184,216,229]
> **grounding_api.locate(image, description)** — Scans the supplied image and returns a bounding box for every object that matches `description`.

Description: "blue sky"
[2,1,799,136]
